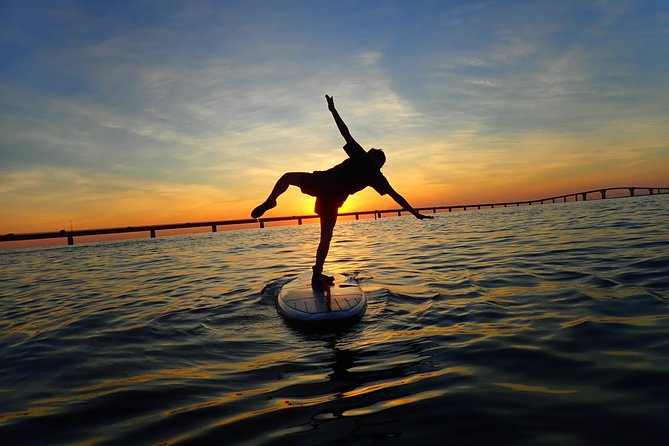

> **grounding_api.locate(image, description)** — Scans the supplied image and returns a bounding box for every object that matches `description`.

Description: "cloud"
[380,0,669,137]
[357,51,383,67]
[0,166,249,232]
[1,31,429,229]
[1,0,668,232]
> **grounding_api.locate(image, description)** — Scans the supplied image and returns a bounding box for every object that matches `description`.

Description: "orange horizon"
[3,185,667,251]
[4,180,668,234]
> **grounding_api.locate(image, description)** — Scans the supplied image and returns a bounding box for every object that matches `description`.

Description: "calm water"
[1,195,669,445]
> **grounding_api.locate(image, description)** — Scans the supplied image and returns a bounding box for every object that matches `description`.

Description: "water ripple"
[1,196,669,444]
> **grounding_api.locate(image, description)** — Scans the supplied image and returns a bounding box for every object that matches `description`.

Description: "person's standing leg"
[312,206,337,289]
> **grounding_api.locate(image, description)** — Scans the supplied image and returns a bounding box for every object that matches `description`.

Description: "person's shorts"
[300,171,346,216]
[298,171,326,197]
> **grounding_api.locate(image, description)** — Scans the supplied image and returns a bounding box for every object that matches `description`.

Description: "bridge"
[2,186,667,246]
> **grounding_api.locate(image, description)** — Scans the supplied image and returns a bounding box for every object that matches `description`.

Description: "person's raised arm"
[325,95,366,159]
[387,187,433,220]
[326,95,353,143]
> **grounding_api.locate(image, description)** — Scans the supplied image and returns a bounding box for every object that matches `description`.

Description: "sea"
[1,194,668,445]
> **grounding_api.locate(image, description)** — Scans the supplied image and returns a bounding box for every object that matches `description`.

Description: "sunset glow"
[1,1,668,234]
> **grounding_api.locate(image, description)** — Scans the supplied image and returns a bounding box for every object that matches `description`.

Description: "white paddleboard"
[277,272,366,324]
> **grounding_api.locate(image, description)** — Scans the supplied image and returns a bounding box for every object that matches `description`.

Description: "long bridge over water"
[2,186,667,246]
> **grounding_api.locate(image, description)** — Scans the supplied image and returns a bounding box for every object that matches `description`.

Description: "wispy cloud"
[1,0,668,232]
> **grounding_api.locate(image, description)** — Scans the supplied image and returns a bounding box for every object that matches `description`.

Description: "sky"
[1,0,668,233]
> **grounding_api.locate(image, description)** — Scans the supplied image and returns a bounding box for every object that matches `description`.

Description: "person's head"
[367,148,386,169]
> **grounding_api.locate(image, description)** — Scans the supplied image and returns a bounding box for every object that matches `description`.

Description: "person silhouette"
[252,95,432,289]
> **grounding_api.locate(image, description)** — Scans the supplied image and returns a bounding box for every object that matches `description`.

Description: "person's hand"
[415,212,433,220]
[325,94,335,111]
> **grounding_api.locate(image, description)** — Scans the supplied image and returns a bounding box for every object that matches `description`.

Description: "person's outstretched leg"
[312,208,337,290]
[252,172,309,219]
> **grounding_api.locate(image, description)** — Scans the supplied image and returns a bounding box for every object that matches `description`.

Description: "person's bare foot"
[311,273,334,291]
[251,199,277,219]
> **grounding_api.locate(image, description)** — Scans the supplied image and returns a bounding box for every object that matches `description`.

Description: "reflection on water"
[1,195,669,445]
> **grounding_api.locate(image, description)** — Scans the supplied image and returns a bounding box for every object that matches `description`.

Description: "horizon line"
[2,186,668,246]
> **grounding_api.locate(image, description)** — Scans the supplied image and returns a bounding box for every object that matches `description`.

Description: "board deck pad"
[277,272,366,324]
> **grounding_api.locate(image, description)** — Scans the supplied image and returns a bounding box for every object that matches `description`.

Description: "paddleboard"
[277,272,366,325]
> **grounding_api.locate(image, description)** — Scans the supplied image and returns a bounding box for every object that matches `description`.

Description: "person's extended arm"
[388,187,433,220]
[325,95,366,158]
